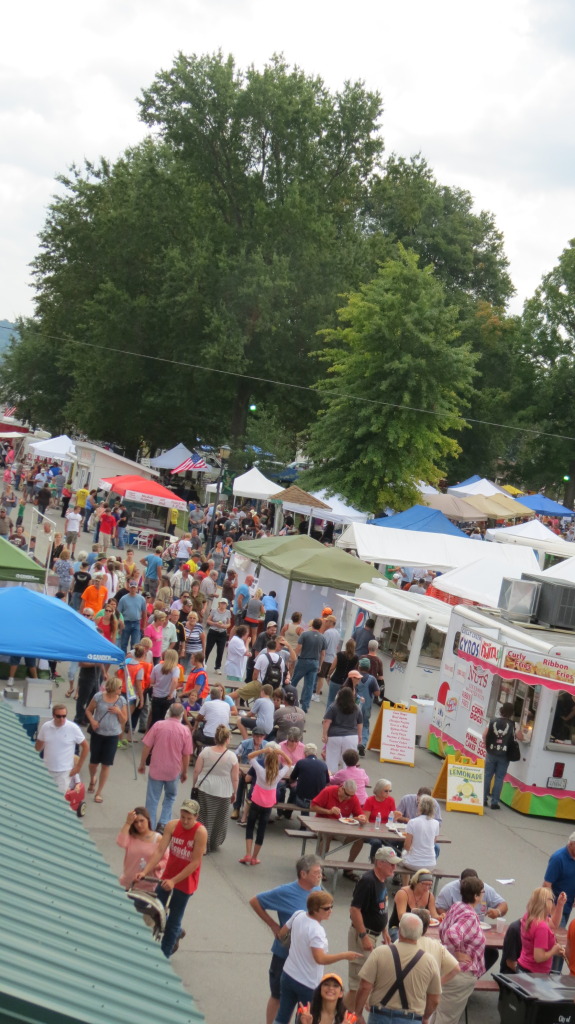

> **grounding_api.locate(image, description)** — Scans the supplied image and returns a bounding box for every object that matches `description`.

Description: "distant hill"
[0,320,18,355]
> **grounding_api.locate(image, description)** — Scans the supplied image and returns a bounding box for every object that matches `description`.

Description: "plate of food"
[339,817,359,825]
[429,918,440,927]
[480,922,492,930]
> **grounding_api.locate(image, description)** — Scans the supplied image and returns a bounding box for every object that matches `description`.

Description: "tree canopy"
[301,248,477,511]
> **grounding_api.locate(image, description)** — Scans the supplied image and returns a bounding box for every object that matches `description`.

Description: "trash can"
[495,972,575,1024]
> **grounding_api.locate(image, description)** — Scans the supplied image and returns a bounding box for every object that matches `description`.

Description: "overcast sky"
[2,0,574,321]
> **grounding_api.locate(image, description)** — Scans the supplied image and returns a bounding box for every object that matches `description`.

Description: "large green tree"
[302,248,477,511]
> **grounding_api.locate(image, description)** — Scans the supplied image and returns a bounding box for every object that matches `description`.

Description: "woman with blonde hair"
[389,869,441,936]
[192,724,239,853]
[85,674,128,802]
[144,610,167,665]
[518,886,566,973]
[239,744,293,865]
[148,648,180,728]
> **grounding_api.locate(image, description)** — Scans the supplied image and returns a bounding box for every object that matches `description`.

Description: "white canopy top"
[448,477,507,497]
[342,579,451,630]
[418,481,439,495]
[232,466,279,500]
[486,519,575,559]
[540,556,575,583]
[431,549,540,607]
[29,434,76,460]
[337,521,542,573]
[284,488,367,524]
[149,443,194,469]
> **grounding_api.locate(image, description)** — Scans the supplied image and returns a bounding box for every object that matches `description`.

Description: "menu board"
[380,702,417,767]
[445,755,484,815]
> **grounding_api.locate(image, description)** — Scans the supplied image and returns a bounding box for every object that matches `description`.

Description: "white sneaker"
[216,669,222,675]
[311,694,321,702]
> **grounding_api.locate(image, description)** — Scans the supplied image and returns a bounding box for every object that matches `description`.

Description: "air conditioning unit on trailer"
[498,578,541,622]
[521,575,575,631]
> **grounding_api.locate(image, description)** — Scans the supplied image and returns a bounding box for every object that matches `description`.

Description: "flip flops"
[238,857,252,865]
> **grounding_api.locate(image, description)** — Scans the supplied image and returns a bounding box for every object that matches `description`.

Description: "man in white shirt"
[200,570,219,622]
[253,639,285,686]
[170,563,193,599]
[65,505,83,555]
[313,615,341,701]
[35,704,89,794]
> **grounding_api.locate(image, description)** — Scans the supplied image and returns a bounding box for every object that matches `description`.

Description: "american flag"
[171,454,208,474]
[3,405,16,417]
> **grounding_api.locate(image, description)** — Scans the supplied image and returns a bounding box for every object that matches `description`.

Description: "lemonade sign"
[445,755,485,815]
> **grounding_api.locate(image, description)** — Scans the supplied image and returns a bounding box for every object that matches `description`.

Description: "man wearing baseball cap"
[346,847,401,1006]
[136,799,207,958]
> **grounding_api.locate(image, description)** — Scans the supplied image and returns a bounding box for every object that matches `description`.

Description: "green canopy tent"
[233,534,318,565]
[234,536,382,626]
[0,536,46,585]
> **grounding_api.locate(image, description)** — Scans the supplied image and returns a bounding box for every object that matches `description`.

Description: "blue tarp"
[450,475,482,488]
[516,494,575,517]
[0,589,124,662]
[372,505,468,538]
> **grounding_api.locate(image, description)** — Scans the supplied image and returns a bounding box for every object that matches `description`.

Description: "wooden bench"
[284,828,317,855]
[319,859,373,893]
[464,978,499,1024]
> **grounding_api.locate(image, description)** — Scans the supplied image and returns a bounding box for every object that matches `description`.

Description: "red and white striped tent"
[99,474,187,510]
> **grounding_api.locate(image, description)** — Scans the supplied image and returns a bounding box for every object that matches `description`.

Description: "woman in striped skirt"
[192,725,239,853]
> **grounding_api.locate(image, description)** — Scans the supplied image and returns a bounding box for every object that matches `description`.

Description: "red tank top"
[164,820,203,894]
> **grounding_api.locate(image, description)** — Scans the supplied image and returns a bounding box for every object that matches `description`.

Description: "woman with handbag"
[85,675,128,802]
[192,725,239,853]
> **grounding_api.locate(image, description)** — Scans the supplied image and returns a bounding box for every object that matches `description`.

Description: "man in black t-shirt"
[347,846,401,1001]
[71,562,92,612]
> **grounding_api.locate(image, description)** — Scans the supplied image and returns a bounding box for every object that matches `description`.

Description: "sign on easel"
[443,755,484,815]
[379,702,417,766]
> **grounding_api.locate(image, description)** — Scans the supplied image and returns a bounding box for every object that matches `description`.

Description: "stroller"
[126,877,169,945]
[65,776,87,818]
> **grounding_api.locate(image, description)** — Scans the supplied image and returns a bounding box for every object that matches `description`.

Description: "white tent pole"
[281,577,293,629]
[123,658,138,781]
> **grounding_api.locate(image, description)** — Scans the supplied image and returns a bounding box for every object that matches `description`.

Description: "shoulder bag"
[191,748,228,801]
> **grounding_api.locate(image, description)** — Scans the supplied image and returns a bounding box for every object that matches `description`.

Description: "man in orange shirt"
[80,574,107,615]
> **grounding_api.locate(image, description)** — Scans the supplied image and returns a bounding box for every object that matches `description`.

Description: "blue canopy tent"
[372,505,468,538]
[516,494,575,517]
[0,589,124,661]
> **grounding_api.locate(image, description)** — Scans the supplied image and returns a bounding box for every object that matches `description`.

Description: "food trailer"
[340,580,451,705]
[429,602,575,819]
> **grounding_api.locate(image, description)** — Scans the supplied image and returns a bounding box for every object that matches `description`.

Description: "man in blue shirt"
[233,574,255,626]
[140,546,164,599]
[118,581,147,652]
[357,657,380,756]
[249,854,323,1024]
[544,833,575,926]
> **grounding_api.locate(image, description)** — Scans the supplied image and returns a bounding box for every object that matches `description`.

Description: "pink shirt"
[331,765,371,805]
[519,917,556,973]
[142,719,192,781]
[116,831,168,889]
[252,760,291,808]
[145,623,164,658]
[440,902,485,978]
[279,740,306,764]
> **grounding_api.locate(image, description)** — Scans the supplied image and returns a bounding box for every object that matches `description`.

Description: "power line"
[1,322,574,442]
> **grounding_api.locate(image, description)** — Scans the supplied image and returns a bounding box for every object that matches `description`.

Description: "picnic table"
[297,815,451,859]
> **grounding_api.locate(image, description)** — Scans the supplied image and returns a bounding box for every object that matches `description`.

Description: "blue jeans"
[326,680,342,708]
[484,752,508,806]
[116,526,126,549]
[291,658,319,712]
[121,621,141,653]
[368,1010,422,1024]
[70,592,83,612]
[155,884,191,957]
[274,971,315,1024]
[145,775,179,829]
[361,699,373,745]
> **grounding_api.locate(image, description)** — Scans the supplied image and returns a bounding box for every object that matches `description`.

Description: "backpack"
[262,652,283,688]
[485,716,513,755]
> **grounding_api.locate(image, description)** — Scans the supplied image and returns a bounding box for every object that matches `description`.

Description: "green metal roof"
[0,535,46,583]
[0,704,203,1024]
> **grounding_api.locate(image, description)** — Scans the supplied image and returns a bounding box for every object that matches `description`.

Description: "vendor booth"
[281,487,367,525]
[428,601,575,819]
[231,535,382,627]
[486,519,575,567]
[462,493,534,520]
[338,578,451,706]
[232,467,278,502]
[428,552,540,608]
[0,536,46,586]
[149,443,195,470]
[0,588,123,664]
[98,473,186,543]
[372,505,468,538]
[516,493,575,517]
[422,492,487,523]
[28,433,76,461]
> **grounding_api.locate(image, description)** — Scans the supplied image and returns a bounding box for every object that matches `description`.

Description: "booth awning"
[0,536,46,584]
[279,487,367,524]
[486,519,575,558]
[29,434,76,460]
[232,467,279,501]
[462,493,534,519]
[149,442,194,470]
[235,536,382,590]
[422,493,487,522]
[271,485,331,512]
[516,494,575,517]
[99,474,187,510]
[0,589,123,661]
[372,505,468,538]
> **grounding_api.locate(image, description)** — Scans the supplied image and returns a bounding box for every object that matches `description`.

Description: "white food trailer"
[429,590,575,820]
[339,580,452,705]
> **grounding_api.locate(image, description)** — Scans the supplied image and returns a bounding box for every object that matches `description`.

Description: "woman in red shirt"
[136,800,207,958]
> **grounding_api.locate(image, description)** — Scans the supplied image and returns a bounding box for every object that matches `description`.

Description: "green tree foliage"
[302,248,477,511]
[510,240,575,500]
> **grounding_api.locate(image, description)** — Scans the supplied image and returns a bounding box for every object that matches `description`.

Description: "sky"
[2,0,575,320]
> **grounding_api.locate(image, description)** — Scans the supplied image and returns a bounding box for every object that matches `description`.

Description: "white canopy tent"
[339,580,451,631]
[232,467,279,501]
[448,477,508,497]
[486,519,575,565]
[283,488,367,524]
[149,443,194,470]
[28,434,76,460]
[337,521,543,573]
[540,557,575,584]
[430,551,540,607]
[418,481,440,495]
